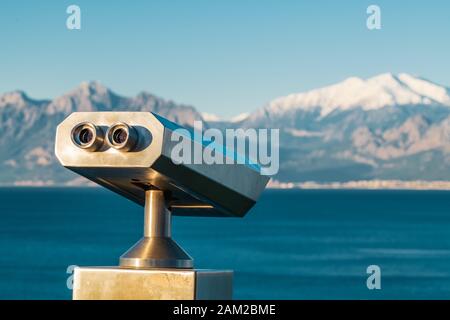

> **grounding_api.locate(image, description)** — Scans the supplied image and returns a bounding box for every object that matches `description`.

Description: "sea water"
[0,188,449,299]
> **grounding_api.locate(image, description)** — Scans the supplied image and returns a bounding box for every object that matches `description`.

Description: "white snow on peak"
[201,112,222,122]
[202,112,249,123]
[265,73,450,117]
[231,112,249,123]
[397,73,450,105]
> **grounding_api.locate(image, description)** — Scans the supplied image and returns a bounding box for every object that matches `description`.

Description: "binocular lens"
[112,128,128,145]
[107,123,138,151]
[70,122,138,152]
[71,122,104,151]
[79,128,94,145]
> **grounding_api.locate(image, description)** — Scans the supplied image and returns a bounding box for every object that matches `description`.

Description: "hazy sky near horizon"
[0,0,449,118]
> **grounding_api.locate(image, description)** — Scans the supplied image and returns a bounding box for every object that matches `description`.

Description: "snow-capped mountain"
[281,72,450,113]
[241,73,450,182]
[1,73,449,185]
[245,73,450,126]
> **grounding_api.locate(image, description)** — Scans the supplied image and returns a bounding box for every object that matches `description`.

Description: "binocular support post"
[72,189,233,300]
[119,189,193,269]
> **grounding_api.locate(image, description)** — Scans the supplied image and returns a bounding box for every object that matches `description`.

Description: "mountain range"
[1,73,449,185]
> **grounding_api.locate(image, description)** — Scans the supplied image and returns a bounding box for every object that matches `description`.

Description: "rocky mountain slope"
[0,82,203,185]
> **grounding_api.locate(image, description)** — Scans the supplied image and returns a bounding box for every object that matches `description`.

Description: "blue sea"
[0,187,450,299]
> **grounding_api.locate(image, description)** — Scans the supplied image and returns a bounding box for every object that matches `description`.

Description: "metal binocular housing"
[55,112,269,270]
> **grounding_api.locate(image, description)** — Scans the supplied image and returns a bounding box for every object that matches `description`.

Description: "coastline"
[2,179,450,191]
[268,179,450,191]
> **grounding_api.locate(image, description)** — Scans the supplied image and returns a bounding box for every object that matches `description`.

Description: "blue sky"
[0,0,449,117]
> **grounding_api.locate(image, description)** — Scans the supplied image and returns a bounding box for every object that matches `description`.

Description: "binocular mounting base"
[119,189,193,269]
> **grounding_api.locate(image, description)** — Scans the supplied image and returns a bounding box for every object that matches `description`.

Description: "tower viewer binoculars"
[55,112,269,299]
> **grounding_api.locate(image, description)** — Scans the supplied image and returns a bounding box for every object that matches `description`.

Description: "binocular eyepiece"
[71,122,138,152]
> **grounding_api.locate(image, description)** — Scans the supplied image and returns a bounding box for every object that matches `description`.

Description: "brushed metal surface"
[55,111,269,217]
[73,267,233,300]
[195,270,233,300]
[119,190,193,269]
